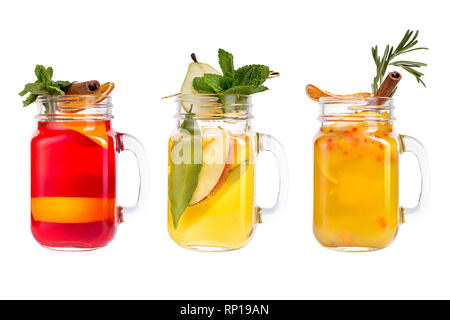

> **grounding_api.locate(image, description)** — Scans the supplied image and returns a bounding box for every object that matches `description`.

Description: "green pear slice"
[180,62,221,112]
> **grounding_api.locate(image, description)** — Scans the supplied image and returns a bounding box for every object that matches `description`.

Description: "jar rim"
[175,93,253,120]
[36,95,112,108]
[319,96,394,105]
[176,93,252,109]
[35,95,113,121]
[177,93,252,99]
[318,96,395,122]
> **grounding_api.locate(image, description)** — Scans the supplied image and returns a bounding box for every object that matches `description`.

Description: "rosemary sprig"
[371,30,428,94]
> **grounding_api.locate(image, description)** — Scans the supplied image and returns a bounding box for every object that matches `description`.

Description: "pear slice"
[189,128,232,205]
[180,62,221,113]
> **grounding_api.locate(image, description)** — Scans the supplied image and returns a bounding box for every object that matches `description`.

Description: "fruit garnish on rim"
[306,29,427,101]
[19,64,114,109]
[305,84,372,102]
[19,65,115,148]
[60,82,116,110]
[162,49,279,113]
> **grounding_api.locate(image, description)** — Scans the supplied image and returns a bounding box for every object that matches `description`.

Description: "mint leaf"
[56,80,73,89]
[222,85,268,95]
[190,50,275,113]
[46,67,53,79]
[23,94,38,107]
[251,85,269,94]
[222,85,269,95]
[218,48,234,76]
[233,65,270,87]
[193,73,227,93]
[24,82,53,95]
[35,65,52,83]
[193,77,216,94]
[222,74,234,90]
[202,73,226,92]
[46,84,66,95]
[19,65,73,107]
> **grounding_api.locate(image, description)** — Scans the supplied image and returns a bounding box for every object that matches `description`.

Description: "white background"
[0,0,447,299]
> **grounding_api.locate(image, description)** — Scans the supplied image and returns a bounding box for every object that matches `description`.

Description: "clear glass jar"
[31,95,149,251]
[313,96,430,251]
[168,94,288,251]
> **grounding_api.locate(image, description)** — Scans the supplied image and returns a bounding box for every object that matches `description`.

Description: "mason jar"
[313,96,430,251]
[168,94,288,251]
[31,95,149,251]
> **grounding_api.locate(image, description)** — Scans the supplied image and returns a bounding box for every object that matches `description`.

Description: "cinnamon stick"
[65,80,100,95]
[375,72,402,97]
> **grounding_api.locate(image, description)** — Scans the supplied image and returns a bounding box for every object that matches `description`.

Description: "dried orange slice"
[306,84,334,101]
[306,84,372,102]
[59,82,115,112]
[95,82,115,103]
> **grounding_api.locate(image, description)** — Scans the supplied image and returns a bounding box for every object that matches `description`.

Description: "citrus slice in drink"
[315,137,339,185]
[31,197,115,223]
[49,82,115,148]
[45,120,109,149]
[316,156,339,185]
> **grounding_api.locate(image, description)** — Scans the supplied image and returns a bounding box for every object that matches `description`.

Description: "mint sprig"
[19,65,73,107]
[193,49,271,96]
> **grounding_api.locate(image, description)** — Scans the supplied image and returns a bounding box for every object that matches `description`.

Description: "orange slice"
[46,120,110,149]
[95,82,115,103]
[306,84,372,102]
[64,120,109,148]
[31,197,115,223]
[59,82,115,111]
[315,140,339,185]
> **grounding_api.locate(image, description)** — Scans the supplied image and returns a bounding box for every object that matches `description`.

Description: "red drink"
[31,120,118,250]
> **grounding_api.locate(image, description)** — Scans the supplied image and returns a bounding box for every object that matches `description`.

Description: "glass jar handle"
[256,133,289,222]
[116,132,150,222]
[398,134,430,221]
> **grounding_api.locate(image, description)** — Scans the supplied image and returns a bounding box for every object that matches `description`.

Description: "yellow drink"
[314,113,399,251]
[168,132,257,251]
